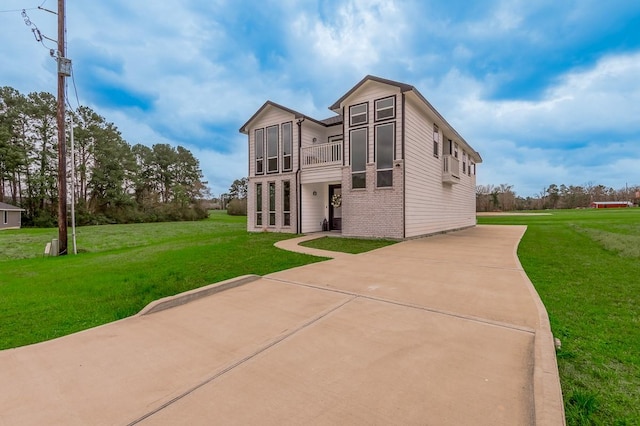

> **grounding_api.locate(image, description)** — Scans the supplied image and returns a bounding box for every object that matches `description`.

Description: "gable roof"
[330,75,482,162]
[239,101,337,134]
[0,202,25,211]
[329,75,413,111]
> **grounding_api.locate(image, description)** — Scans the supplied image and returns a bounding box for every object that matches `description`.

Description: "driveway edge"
[513,227,566,425]
[138,275,261,316]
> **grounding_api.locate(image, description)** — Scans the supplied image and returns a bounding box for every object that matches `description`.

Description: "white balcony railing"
[442,154,460,184]
[301,142,342,168]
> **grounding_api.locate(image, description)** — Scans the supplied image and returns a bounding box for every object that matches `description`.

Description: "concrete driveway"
[0,225,564,425]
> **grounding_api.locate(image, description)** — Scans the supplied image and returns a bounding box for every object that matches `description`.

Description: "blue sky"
[2,0,639,197]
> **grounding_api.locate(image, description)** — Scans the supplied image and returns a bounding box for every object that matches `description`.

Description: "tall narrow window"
[283,180,291,226]
[255,129,264,174]
[463,151,467,174]
[454,143,459,159]
[447,139,453,155]
[255,183,263,226]
[375,96,395,121]
[350,128,367,188]
[433,125,439,158]
[267,125,278,173]
[349,103,368,126]
[3,211,7,224]
[376,123,394,187]
[282,122,292,171]
[268,182,276,226]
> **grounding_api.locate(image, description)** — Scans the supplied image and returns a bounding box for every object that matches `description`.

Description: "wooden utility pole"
[56,0,68,255]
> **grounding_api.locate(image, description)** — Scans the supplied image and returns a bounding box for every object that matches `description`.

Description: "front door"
[328,185,342,231]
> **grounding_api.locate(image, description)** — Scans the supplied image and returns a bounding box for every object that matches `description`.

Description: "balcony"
[442,154,460,184]
[301,141,342,168]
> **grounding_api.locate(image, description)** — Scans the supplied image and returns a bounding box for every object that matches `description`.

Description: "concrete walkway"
[0,225,564,425]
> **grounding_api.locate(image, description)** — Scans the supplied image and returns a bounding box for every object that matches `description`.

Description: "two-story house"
[240,75,482,239]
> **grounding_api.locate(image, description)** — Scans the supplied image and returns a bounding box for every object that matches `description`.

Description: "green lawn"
[0,212,325,350]
[298,236,397,254]
[478,208,640,426]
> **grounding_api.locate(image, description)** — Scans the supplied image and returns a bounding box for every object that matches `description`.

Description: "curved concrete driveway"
[0,225,564,425]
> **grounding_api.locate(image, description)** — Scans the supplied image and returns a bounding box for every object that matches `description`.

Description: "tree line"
[477,183,640,211]
[0,86,209,226]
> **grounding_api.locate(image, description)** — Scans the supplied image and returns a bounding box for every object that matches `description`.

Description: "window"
[470,161,475,176]
[350,128,367,188]
[255,129,264,174]
[447,139,453,155]
[283,180,291,227]
[454,143,459,159]
[433,125,439,158]
[463,151,467,174]
[255,183,263,226]
[282,122,292,171]
[375,123,394,187]
[375,96,395,121]
[3,211,7,224]
[268,182,276,226]
[349,103,368,126]
[267,125,278,173]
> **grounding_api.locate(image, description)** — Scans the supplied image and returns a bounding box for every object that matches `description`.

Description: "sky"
[1,0,639,198]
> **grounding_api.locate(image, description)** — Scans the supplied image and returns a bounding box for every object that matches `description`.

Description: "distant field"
[478,208,640,425]
[0,212,325,349]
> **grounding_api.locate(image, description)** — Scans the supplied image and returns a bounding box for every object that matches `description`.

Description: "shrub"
[226,198,247,216]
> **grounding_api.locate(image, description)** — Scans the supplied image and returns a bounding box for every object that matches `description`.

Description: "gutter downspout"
[401,92,406,239]
[296,117,305,234]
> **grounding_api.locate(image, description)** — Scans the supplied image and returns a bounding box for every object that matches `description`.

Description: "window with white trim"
[349,103,368,127]
[433,125,439,158]
[376,123,394,187]
[266,125,278,173]
[255,183,263,226]
[282,122,292,171]
[255,129,264,174]
[463,151,467,174]
[283,180,291,226]
[350,128,367,189]
[454,143,459,159]
[3,211,8,224]
[268,181,276,226]
[375,96,395,121]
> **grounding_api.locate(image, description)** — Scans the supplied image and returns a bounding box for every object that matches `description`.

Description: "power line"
[0,7,37,13]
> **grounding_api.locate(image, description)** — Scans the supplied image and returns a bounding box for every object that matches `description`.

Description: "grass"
[298,236,397,254]
[478,208,640,425]
[0,212,326,350]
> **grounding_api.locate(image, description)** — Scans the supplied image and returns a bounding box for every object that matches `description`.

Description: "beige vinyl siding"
[404,96,476,237]
[247,107,298,177]
[301,166,342,184]
[246,105,299,232]
[301,183,327,233]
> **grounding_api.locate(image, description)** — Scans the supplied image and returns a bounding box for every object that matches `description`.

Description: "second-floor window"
[282,122,292,171]
[463,151,467,174]
[267,125,278,173]
[350,128,367,189]
[433,125,439,158]
[376,123,394,187]
[255,129,264,174]
[375,96,395,121]
[349,103,368,127]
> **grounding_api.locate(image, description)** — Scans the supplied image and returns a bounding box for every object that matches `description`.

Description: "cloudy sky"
[2,0,639,197]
